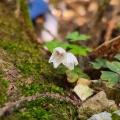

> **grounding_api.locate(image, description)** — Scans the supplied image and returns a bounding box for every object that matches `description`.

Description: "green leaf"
[106,61,120,74]
[72,66,82,73]
[112,61,120,70]
[66,31,90,41]
[44,40,61,52]
[68,44,78,49]
[57,65,67,74]
[66,31,79,40]
[72,34,90,41]
[68,47,79,55]
[101,71,119,87]
[90,62,102,69]
[69,47,87,56]
[72,66,90,79]
[78,72,90,79]
[60,42,69,50]
[90,58,107,69]
[95,58,106,67]
[78,47,87,56]
[68,45,91,56]
[84,47,93,52]
[114,54,120,61]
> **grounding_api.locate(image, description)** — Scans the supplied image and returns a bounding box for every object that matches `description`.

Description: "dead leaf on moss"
[73,84,94,101]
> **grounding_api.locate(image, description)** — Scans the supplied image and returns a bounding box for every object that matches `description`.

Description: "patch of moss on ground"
[107,109,120,120]
[0,39,64,91]
[0,74,9,107]
[1,98,78,120]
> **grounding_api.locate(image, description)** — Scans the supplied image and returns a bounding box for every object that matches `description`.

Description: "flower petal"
[62,52,78,70]
[53,62,61,68]
[49,47,66,68]
[54,47,66,54]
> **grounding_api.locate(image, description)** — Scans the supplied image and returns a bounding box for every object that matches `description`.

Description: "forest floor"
[0,0,120,120]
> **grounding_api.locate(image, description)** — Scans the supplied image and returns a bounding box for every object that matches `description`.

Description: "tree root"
[0,92,81,117]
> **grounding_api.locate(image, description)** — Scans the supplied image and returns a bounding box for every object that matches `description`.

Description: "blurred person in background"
[27,0,58,43]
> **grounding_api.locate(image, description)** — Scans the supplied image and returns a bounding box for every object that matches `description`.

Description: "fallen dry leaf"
[73,84,94,101]
[77,77,91,86]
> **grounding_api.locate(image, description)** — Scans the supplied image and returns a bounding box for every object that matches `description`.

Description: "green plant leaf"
[68,47,79,55]
[66,31,79,40]
[68,47,87,56]
[84,47,93,52]
[78,72,90,79]
[66,31,90,41]
[72,66,82,73]
[90,62,102,69]
[78,47,87,56]
[44,40,61,52]
[68,44,91,56]
[114,54,120,61]
[112,61,120,70]
[90,58,107,69]
[73,34,90,41]
[106,61,120,74]
[56,65,67,74]
[72,66,90,79]
[101,71,119,87]
[60,42,70,50]
[68,44,78,49]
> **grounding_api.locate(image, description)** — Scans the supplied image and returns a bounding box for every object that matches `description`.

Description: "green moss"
[0,74,9,107]
[78,108,96,120]
[106,109,120,120]
[19,0,34,32]
[1,98,78,120]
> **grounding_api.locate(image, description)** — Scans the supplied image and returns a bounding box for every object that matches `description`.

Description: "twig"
[91,35,120,60]
[0,92,81,117]
[94,35,120,51]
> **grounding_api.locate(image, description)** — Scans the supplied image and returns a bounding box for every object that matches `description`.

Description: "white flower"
[49,47,66,68]
[63,52,78,70]
[49,47,78,70]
